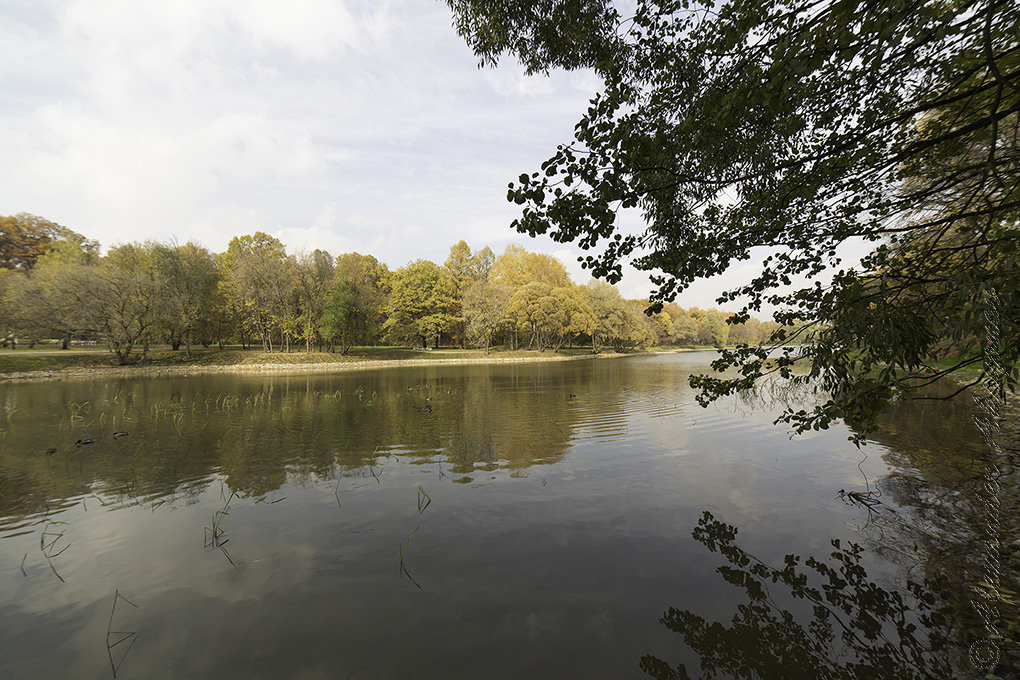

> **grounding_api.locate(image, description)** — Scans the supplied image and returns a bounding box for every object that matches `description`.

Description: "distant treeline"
[0,213,785,364]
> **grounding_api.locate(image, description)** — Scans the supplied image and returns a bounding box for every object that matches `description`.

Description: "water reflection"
[642,380,1020,680]
[640,511,961,680]
[105,590,140,678]
[857,387,1020,675]
[1,361,644,520]
[0,354,1015,679]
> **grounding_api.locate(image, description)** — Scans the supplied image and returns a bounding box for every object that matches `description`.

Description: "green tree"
[444,240,478,296]
[491,244,571,288]
[729,317,763,346]
[583,280,626,352]
[2,233,99,348]
[507,281,594,351]
[385,260,456,348]
[447,0,1020,434]
[0,213,94,271]
[507,281,554,350]
[38,232,100,267]
[1,217,101,348]
[152,241,219,357]
[221,233,291,352]
[332,252,391,346]
[76,244,162,364]
[462,278,513,353]
[8,262,80,349]
[647,307,674,344]
[319,278,358,354]
[199,283,235,349]
[583,280,653,351]
[473,245,495,281]
[0,269,15,345]
[700,309,731,347]
[663,304,699,346]
[294,249,335,352]
[553,285,597,350]
[444,240,494,347]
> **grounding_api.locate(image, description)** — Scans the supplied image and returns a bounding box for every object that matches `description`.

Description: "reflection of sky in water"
[0,352,1000,678]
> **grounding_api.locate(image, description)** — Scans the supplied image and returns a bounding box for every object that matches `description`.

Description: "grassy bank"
[0,345,622,381]
[648,344,735,352]
[929,352,986,386]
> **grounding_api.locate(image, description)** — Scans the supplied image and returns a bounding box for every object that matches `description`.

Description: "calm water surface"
[0,353,1014,678]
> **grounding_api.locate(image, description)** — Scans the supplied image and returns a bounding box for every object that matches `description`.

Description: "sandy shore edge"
[0,351,642,383]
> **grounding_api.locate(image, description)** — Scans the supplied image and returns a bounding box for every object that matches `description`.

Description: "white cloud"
[0,0,767,311]
[228,0,365,60]
[312,202,339,231]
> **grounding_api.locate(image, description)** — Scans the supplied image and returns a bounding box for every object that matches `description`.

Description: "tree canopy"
[321,252,390,353]
[0,220,779,361]
[384,259,457,348]
[220,232,292,352]
[0,213,96,271]
[447,0,1020,435]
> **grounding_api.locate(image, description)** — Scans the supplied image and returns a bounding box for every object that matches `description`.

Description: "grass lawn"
[928,353,986,385]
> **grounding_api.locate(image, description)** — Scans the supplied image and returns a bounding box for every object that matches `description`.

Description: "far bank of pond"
[0,347,653,383]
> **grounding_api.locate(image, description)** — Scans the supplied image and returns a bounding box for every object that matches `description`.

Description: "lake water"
[0,352,1014,678]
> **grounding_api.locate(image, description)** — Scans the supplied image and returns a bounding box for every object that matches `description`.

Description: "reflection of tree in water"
[442,373,589,474]
[852,386,1020,675]
[0,365,617,509]
[0,385,222,523]
[652,385,1020,679]
[641,512,962,680]
[652,385,1020,676]
[730,375,1020,674]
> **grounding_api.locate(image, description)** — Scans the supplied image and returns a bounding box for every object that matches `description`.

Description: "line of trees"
[0,214,781,364]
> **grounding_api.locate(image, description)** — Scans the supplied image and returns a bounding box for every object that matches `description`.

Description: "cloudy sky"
[0,0,763,307]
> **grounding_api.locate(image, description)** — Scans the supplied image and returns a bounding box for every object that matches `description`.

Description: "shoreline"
[0,350,652,383]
